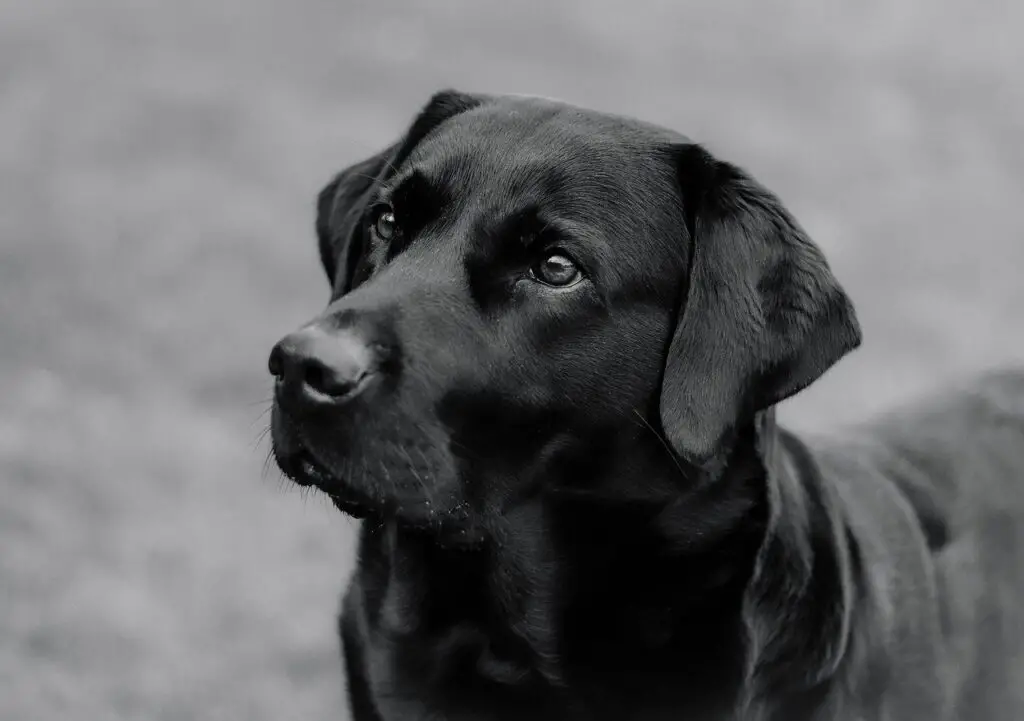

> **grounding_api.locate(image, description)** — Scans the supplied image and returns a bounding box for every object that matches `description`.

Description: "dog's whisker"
[347,170,387,184]
[398,444,439,515]
[251,424,272,450]
[261,446,280,480]
[414,444,445,522]
[445,435,486,461]
[379,156,400,177]
[630,408,689,481]
[397,445,426,491]
[413,445,435,482]
[261,444,287,485]
[248,405,273,430]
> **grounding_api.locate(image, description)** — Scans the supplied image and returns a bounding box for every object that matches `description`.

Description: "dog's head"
[268,91,860,544]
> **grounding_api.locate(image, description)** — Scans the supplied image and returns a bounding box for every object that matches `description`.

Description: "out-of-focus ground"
[1,1,1022,719]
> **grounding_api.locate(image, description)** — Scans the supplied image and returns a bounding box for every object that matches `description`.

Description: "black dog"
[268,91,1024,720]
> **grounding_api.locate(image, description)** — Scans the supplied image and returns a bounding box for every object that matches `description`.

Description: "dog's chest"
[363,628,570,721]
[361,626,756,721]
[352,543,756,720]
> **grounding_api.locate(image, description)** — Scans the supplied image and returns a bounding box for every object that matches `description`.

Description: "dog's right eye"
[370,205,398,241]
[530,253,583,288]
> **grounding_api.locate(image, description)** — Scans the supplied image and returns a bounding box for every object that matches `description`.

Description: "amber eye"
[530,253,582,287]
[371,205,398,241]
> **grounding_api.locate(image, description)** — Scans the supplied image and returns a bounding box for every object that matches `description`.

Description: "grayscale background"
[2,1,1021,719]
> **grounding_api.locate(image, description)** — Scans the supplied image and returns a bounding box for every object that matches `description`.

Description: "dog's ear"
[659,144,861,472]
[316,89,485,292]
[315,149,394,289]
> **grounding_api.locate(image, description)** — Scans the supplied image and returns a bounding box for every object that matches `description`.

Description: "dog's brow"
[497,206,546,245]
[383,169,450,232]
[378,169,420,201]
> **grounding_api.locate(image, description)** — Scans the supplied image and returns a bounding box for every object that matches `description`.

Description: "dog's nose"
[268,326,375,404]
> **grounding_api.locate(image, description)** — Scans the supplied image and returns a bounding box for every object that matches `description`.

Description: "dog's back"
[807,369,1024,719]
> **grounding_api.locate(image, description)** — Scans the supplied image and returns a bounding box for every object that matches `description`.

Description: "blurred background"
[1,0,1022,719]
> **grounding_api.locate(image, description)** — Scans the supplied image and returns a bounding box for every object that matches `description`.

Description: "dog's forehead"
[405,97,679,183]
[403,97,686,207]
[385,97,690,292]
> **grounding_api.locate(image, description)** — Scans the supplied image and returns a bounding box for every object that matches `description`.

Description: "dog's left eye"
[530,253,582,287]
[371,205,398,241]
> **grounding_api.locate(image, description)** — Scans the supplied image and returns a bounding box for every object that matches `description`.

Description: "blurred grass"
[1,0,1022,719]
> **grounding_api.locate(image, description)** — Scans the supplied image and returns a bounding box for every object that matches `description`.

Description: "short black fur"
[270,90,1024,721]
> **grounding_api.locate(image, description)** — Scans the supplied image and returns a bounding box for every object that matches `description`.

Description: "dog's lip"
[298,455,340,491]
[275,447,484,542]
[275,447,324,487]
[276,447,378,519]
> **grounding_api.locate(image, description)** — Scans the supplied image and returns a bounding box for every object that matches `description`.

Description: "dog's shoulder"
[806,367,1024,551]
[769,369,1024,719]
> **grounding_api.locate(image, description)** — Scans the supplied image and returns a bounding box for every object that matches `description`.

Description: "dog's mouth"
[275,447,378,519]
[268,409,485,546]
[272,442,489,550]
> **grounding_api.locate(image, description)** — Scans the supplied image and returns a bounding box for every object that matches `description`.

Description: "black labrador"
[268,91,1024,720]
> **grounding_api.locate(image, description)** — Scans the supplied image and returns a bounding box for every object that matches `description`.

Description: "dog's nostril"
[303,360,331,396]
[303,358,367,398]
[268,345,285,379]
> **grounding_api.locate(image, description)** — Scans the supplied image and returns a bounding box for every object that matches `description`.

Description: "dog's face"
[269,91,860,545]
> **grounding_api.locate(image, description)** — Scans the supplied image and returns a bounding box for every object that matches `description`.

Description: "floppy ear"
[315,89,485,292]
[659,144,861,471]
[315,149,394,289]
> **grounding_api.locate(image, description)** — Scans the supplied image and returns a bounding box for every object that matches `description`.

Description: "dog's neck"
[351,409,856,718]
[735,411,858,717]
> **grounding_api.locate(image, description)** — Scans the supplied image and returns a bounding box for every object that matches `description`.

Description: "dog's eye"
[530,253,582,287]
[371,205,398,241]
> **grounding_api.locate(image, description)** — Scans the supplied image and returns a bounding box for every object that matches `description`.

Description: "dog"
[268,90,1024,720]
